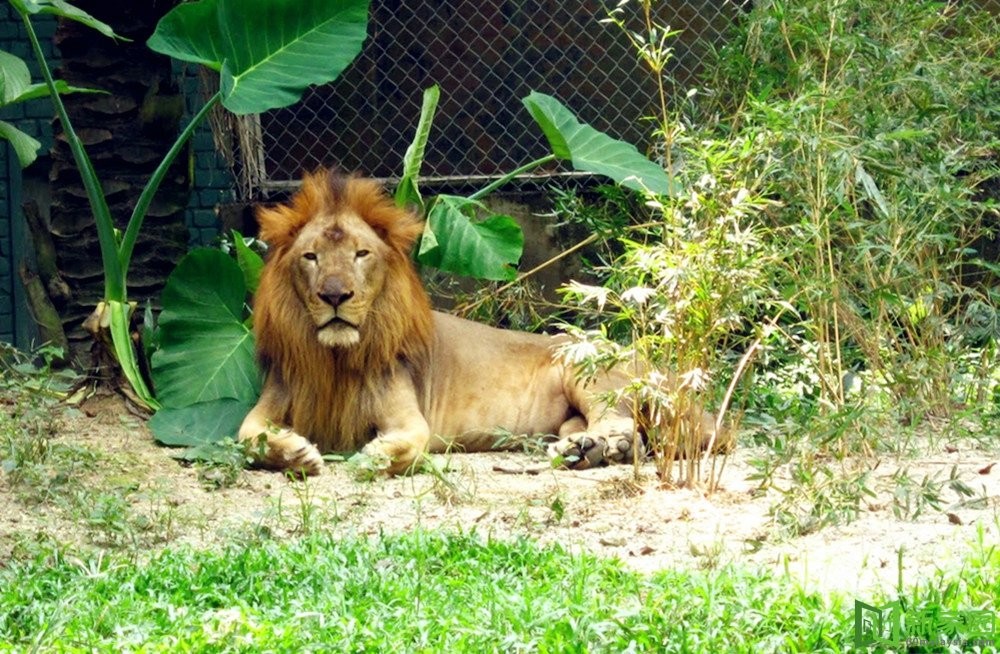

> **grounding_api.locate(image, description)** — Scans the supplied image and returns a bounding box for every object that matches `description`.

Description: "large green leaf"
[232,230,264,296]
[0,50,101,106]
[8,80,100,104]
[10,0,119,39]
[0,120,40,167]
[522,91,676,196]
[147,0,370,115]
[0,49,31,103]
[0,45,104,205]
[149,398,254,448]
[151,249,260,408]
[417,195,523,281]
[394,85,439,211]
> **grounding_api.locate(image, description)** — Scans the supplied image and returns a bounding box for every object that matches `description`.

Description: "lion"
[238,169,721,475]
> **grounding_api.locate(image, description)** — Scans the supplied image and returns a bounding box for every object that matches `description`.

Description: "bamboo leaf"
[855,162,890,219]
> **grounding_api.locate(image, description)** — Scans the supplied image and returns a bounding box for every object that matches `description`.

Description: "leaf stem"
[21,11,123,301]
[468,154,557,201]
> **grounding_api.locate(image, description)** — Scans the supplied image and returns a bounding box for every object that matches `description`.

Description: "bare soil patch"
[2,394,998,596]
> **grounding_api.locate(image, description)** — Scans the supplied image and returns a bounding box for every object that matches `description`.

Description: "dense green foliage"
[147,0,369,115]
[709,0,1000,421]
[8,0,372,409]
[553,0,1000,492]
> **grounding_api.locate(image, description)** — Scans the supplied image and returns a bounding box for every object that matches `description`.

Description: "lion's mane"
[252,170,433,452]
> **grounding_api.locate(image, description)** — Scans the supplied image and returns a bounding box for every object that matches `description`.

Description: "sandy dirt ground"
[2,394,998,597]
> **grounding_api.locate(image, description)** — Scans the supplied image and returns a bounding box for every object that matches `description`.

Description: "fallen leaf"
[946,513,963,525]
[978,462,996,475]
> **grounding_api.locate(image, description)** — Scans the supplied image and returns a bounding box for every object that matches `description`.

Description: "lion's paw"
[360,435,423,476]
[548,430,637,470]
[263,431,324,476]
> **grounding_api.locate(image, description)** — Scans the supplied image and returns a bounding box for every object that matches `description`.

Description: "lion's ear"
[380,211,425,255]
[257,202,317,250]
[256,204,298,250]
[257,170,332,249]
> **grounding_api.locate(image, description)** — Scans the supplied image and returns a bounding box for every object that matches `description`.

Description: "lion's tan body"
[413,312,591,453]
[239,170,638,475]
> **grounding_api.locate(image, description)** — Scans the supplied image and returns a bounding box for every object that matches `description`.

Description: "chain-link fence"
[239,1,747,198]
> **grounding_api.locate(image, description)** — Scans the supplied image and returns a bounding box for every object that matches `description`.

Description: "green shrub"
[708,0,1000,422]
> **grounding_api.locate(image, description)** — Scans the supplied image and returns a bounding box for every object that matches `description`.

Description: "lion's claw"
[265,432,323,476]
[288,448,323,476]
[607,436,632,463]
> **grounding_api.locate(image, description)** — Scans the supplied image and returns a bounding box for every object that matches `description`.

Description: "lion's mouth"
[318,316,358,331]
[316,316,361,348]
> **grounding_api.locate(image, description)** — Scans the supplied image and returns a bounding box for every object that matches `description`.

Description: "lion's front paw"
[261,431,324,476]
[548,430,637,470]
[361,435,424,476]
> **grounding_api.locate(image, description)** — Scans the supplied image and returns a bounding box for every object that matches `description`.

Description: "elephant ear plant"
[6,0,371,409]
[0,47,98,168]
[400,88,678,282]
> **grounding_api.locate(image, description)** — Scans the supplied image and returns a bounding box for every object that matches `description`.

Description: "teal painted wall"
[0,5,56,348]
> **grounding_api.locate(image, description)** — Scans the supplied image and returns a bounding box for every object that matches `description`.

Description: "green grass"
[0,531,829,652]
[1,530,996,653]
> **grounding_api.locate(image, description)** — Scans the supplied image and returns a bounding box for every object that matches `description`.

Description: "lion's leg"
[549,366,638,469]
[558,415,587,438]
[239,379,324,476]
[361,371,431,475]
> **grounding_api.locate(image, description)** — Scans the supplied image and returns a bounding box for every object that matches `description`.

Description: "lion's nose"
[318,280,355,307]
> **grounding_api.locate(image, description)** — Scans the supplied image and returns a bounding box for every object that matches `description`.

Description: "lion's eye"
[303,252,318,261]
[356,249,370,258]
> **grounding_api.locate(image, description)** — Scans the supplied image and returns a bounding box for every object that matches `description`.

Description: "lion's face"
[256,171,430,362]
[288,211,391,348]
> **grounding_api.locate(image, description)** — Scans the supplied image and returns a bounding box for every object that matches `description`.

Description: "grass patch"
[0,530,995,652]
[0,531,835,651]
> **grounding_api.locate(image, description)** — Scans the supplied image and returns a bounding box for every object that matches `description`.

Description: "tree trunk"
[19,200,70,363]
[46,1,188,364]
